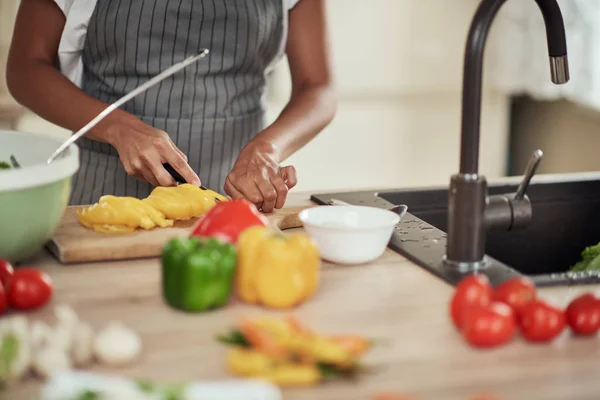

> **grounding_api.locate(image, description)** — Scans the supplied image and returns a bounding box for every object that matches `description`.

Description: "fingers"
[280,165,298,189]
[139,169,161,187]
[124,158,160,186]
[225,171,290,213]
[225,172,264,207]
[224,177,246,199]
[256,178,278,213]
[174,146,188,163]
[163,146,201,186]
[269,174,289,211]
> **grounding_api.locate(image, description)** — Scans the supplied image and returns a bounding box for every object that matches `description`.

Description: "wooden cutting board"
[46,205,313,264]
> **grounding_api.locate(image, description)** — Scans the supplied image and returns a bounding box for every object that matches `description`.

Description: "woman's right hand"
[98,113,201,187]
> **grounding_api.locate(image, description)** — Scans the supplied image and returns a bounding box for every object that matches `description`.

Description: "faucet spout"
[444,0,568,270]
[460,0,569,175]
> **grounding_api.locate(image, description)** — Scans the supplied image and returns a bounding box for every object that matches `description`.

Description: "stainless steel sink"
[311,174,600,287]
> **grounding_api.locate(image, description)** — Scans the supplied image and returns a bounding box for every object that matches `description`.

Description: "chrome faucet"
[444,0,570,270]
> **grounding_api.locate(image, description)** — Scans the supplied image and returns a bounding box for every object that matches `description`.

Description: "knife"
[163,163,218,195]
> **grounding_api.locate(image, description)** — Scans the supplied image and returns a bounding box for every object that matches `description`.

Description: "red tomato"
[0,258,14,287]
[492,277,537,313]
[190,199,269,243]
[518,299,566,343]
[565,293,600,336]
[450,274,493,329]
[6,268,53,310]
[460,302,516,348]
[0,284,7,314]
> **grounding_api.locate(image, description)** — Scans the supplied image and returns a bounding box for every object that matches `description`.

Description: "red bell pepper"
[190,199,269,243]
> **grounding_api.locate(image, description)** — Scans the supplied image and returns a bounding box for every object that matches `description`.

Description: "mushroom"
[71,321,94,367]
[32,346,71,381]
[30,321,53,350]
[47,323,73,354]
[93,321,142,366]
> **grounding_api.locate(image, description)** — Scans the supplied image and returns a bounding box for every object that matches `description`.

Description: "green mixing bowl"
[0,130,79,263]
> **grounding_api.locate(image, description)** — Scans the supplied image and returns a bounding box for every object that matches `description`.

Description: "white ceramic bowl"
[298,205,401,265]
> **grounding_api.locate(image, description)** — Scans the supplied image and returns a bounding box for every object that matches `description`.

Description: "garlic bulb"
[93,321,142,366]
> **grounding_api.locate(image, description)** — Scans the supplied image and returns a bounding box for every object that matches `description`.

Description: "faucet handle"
[514,149,543,200]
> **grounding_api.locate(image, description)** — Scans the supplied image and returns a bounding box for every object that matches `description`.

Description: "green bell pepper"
[161,237,237,312]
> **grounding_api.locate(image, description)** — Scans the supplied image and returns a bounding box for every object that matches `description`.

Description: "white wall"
[9,0,512,193]
[270,0,510,192]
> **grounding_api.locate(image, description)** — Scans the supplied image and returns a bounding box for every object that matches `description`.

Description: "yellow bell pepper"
[236,226,320,309]
[226,347,321,386]
[142,183,227,220]
[77,195,173,234]
[226,347,274,376]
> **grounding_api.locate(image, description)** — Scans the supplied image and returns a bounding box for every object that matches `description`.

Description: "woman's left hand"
[225,140,297,213]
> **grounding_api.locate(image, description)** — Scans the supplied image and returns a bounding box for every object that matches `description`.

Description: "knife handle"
[162,163,186,184]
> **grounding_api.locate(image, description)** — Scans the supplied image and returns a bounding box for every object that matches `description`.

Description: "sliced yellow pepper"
[226,347,321,386]
[236,226,320,309]
[77,195,173,234]
[282,334,353,366]
[142,183,226,220]
[226,347,274,376]
[238,317,356,366]
[262,363,321,386]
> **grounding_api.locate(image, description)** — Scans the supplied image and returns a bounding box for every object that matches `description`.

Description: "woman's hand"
[102,114,201,187]
[224,140,297,213]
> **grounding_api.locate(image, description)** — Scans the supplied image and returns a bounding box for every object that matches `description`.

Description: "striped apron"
[69,0,284,205]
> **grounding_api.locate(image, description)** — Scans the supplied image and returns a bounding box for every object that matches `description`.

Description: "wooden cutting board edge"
[45,205,316,265]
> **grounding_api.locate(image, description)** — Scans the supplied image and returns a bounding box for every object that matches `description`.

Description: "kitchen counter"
[6,192,600,400]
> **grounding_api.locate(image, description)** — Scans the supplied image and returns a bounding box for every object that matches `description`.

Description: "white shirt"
[54,0,302,88]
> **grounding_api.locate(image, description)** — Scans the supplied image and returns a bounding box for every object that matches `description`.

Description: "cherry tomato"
[6,268,53,310]
[0,284,7,314]
[492,277,536,313]
[0,258,14,287]
[518,299,566,343]
[450,274,493,329]
[565,293,600,336]
[460,302,516,348]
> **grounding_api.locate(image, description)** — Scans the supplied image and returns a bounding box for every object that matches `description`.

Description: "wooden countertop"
[6,192,600,400]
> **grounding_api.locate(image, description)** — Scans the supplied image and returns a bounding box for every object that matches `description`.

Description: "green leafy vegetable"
[135,379,185,400]
[75,390,101,400]
[570,242,600,272]
[162,384,185,400]
[217,330,250,347]
[136,379,158,393]
[0,162,10,170]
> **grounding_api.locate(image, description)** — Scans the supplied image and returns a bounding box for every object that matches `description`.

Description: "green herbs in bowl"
[0,155,22,170]
[0,131,79,263]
